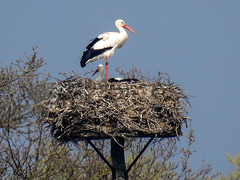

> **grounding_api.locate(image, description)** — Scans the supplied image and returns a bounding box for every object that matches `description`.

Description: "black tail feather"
[80,47,112,68]
[80,37,101,68]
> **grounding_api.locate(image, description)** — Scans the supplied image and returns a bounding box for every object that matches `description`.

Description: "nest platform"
[45,76,190,142]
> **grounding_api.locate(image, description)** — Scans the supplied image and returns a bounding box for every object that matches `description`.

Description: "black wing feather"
[86,38,100,49]
[80,37,112,68]
[108,78,139,83]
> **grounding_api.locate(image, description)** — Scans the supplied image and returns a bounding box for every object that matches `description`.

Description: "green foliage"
[219,154,240,180]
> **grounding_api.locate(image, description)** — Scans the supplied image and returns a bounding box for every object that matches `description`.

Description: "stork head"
[115,19,135,34]
[92,64,104,76]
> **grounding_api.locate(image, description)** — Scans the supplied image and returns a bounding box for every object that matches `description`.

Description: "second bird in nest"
[92,64,139,83]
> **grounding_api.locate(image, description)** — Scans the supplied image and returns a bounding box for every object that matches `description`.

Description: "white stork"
[92,64,104,82]
[92,64,124,82]
[80,19,135,83]
[92,64,140,83]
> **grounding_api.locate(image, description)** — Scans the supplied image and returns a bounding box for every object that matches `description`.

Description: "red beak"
[123,24,136,34]
[92,69,99,76]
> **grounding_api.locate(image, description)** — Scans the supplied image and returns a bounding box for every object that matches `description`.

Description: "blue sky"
[1,0,240,175]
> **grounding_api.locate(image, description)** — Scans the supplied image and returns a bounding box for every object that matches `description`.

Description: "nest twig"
[44,75,190,142]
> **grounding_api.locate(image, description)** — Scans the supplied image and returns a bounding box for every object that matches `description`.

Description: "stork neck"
[96,68,104,82]
[118,26,128,35]
[118,27,128,42]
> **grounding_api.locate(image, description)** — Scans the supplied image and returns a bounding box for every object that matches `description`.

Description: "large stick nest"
[45,75,190,142]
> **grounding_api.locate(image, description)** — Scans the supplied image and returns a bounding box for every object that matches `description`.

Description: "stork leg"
[105,57,109,83]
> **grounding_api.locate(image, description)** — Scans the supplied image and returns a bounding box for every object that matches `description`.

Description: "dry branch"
[44,75,190,142]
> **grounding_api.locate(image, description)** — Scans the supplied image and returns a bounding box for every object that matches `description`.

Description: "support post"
[87,140,114,172]
[83,137,157,180]
[126,136,156,174]
[111,137,127,180]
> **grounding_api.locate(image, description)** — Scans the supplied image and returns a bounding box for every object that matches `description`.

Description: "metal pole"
[87,140,114,171]
[126,137,156,174]
[111,137,127,180]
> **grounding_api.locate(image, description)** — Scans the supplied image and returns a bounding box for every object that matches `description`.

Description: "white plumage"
[92,64,140,83]
[92,64,104,82]
[80,19,135,83]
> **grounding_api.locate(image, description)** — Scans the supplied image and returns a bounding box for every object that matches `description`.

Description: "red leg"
[105,57,109,83]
